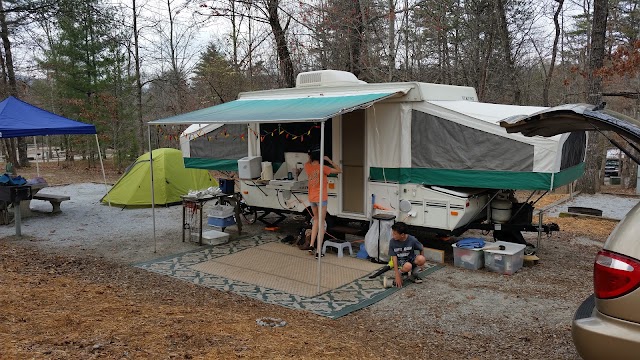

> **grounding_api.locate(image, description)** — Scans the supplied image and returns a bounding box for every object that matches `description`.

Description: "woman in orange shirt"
[302,147,341,257]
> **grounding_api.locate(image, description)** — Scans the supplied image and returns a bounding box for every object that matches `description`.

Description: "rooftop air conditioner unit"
[296,70,366,88]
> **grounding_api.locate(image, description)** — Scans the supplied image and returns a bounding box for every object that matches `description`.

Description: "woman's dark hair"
[391,222,408,234]
[308,146,321,162]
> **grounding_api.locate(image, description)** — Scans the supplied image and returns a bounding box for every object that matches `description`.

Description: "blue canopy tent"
[0,96,97,137]
[0,96,105,178]
[0,96,109,236]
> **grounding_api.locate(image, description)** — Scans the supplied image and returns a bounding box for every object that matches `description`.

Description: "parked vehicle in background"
[605,158,620,177]
[500,104,640,359]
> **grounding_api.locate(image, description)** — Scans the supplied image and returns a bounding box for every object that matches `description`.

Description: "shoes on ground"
[280,235,295,244]
[314,250,325,258]
[299,244,314,251]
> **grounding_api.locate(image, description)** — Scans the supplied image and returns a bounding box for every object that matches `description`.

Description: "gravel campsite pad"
[0,172,632,358]
[543,193,640,220]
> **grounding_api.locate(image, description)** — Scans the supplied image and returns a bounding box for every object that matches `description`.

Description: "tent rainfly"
[101,148,217,206]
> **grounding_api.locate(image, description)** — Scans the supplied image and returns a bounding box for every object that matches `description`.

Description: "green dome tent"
[102,148,217,206]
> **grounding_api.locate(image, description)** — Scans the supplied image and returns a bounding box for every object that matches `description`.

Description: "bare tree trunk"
[0,0,26,168]
[0,46,7,98]
[347,0,364,78]
[388,0,395,81]
[266,0,294,88]
[133,0,144,154]
[577,0,609,194]
[494,0,521,104]
[543,0,564,106]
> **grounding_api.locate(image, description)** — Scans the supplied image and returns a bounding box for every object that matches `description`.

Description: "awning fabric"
[149,92,400,125]
[0,96,96,138]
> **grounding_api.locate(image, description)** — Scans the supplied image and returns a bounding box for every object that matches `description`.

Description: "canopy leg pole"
[317,121,325,294]
[148,124,156,253]
[33,136,39,177]
[95,134,110,207]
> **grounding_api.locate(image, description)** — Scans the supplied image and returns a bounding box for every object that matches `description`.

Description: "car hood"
[499,103,640,144]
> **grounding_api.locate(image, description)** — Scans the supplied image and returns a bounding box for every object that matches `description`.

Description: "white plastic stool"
[322,240,353,258]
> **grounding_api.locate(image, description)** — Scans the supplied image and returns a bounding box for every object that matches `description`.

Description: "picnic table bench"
[32,193,71,213]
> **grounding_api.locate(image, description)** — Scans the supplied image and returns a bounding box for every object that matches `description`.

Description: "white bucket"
[261,162,273,180]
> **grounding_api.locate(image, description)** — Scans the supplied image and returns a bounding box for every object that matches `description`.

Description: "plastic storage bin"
[452,244,484,270]
[208,204,235,218]
[207,215,236,228]
[218,178,235,194]
[483,241,526,275]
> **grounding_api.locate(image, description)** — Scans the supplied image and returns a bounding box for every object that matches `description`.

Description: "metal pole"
[95,134,110,207]
[317,121,325,294]
[33,137,39,177]
[14,200,21,236]
[148,125,157,253]
[537,211,543,249]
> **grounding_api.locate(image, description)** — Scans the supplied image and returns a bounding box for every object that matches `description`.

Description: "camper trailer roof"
[150,70,479,126]
[429,100,546,123]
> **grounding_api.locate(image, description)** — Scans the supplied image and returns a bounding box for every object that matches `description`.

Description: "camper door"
[338,109,367,217]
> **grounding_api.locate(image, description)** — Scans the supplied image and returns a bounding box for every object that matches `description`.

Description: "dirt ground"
[0,161,624,359]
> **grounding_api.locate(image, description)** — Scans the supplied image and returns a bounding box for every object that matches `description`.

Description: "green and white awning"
[150,92,403,125]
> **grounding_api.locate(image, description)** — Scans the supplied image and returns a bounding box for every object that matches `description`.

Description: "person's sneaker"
[413,277,423,284]
[299,243,313,251]
[314,250,325,258]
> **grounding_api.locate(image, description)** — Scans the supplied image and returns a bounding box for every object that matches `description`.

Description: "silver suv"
[604,158,620,177]
[501,104,640,359]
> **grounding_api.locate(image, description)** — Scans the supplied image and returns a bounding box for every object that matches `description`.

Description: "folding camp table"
[181,193,242,245]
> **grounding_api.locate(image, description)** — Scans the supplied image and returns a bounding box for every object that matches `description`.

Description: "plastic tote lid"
[455,238,485,249]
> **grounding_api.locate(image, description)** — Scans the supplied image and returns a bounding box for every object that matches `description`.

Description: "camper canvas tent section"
[368,99,586,190]
[180,123,248,171]
[101,148,216,206]
[158,70,585,235]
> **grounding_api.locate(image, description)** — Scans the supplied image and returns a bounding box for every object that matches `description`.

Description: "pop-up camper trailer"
[161,70,586,246]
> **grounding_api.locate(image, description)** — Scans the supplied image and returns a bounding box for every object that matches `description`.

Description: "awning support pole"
[317,121,325,294]
[148,124,156,253]
[95,134,110,207]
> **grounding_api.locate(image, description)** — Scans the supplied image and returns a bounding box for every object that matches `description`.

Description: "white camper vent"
[296,70,366,88]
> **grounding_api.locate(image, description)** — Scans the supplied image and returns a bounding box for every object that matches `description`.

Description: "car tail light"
[594,250,640,299]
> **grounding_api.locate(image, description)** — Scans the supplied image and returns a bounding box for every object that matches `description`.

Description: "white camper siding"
[366,103,404,170]
[399,103,413,168]
[249,123,260,157]
[532,141,562,173]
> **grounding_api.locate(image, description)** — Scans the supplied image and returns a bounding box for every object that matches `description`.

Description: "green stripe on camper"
[184,158,239,171]
[369,164,584,190]
[553,163,585,188]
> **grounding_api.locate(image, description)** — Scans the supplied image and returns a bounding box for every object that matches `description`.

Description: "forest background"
[0,0,637,193]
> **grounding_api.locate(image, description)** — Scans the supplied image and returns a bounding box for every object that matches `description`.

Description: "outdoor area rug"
[136,233,444,319]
